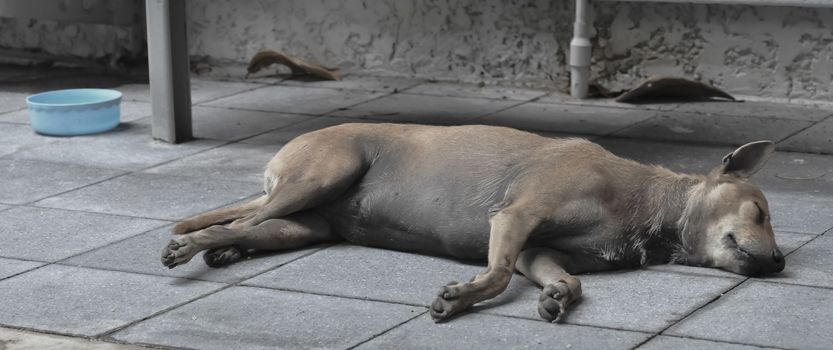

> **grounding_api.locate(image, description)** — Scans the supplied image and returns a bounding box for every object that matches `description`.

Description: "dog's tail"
[172,195,268,235]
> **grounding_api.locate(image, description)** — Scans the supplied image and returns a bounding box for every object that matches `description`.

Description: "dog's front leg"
[516,248,583,323]
[430,207,540,322]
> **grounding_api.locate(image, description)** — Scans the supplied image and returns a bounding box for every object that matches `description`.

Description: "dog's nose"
[771,249,785,272]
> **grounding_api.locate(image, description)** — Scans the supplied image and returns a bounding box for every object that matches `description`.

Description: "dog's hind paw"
[161,238,199,269]
[538,282,571,323]
[203,246,243,267]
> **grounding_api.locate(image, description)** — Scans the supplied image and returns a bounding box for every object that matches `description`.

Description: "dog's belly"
[316,183,493,260]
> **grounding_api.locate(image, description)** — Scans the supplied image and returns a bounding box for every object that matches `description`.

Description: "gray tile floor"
[1,73,832,349]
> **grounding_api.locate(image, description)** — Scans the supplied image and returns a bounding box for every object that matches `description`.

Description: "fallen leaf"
[246,50,341,81]
[615,76,736,103]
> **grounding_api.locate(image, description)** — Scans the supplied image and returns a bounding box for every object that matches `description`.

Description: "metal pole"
[570,0,592,99]
[145,0,192,143]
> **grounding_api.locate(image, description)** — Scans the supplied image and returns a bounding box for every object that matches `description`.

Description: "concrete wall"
[1,0,831,101]
[0,0,144,66]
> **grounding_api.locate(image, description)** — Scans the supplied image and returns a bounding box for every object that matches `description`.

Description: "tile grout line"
[463,98,544,125]
[96,243,333,340]
[476,311,654,335]
[632,224,833,349]
[18,111,314,212]
[52,242,333,286]
[628,277,750,350]
[316,84,422,118]
[774,114,833,145]
[197,79,414,117]
[650,333,794,350]
[18,203,177,223]
[602,110,667,138]
[189,81,273,106]
[237,284,430,309]
[345,310,429,350]
[0,220,173,285]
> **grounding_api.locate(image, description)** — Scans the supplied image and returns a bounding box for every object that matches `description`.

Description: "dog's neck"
[625,165,705,264]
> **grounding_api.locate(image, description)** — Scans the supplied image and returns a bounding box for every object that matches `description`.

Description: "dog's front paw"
[538,282,571,323]
[430,282,472,322]
[161,237,198,269]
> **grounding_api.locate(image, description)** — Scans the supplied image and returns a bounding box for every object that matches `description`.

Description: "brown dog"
[162,123,783,322]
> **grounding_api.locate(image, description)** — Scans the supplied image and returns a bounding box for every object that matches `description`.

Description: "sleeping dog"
[162,123,783,322]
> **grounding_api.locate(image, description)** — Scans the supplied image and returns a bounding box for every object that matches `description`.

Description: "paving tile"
[0,123,62,157]
[0,265,223,336]
[0,206,165,262]
[778,120,833,154]
[762,235,833,289]
[240,116,370,145]
[755,150,833,194]
[203,85,386,115]
[407,81,548,101]
[613,113,813,146]
[537,91,680,111]
[479,102,658,136]
[112,286,422,350]
[0,159,124,204]
[0,91,28,113]
[188,79,265,104]
[244,244,485,306]
[117,79,263,104]
[765,191,833,234]
[667,280,833,350]
[356,313,650,350]
[279,75,423,93]
[35,173,261,221]
[0,327,148,350]
[595,137,730,174]
[329,93,518,125]
[637,335,779,350]
[0,108,26,123]
[64,225,320,283]
[190,106,310,141]
[671,101,833,122]
[644,264,745,279]
[9,121,224,170]
[0,257,44,280]
[596,136,833,190]
[143,142,280,183]
[482,270,740,333]
[114,83,149,102]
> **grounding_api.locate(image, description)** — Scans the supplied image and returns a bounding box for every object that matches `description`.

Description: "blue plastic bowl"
[26,89,122,136]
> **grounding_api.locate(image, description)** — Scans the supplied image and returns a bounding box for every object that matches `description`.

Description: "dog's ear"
[719,140,775,178]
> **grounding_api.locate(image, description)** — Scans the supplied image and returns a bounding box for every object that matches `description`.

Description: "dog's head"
[678,141,784,276]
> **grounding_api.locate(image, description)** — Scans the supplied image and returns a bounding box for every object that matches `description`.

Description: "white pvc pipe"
[570,0,592,98]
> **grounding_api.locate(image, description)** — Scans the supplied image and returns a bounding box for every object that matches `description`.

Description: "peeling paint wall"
[185,0,574,87]
[0,0,144,65]
[0,0,831,101]
[591,3,833,101]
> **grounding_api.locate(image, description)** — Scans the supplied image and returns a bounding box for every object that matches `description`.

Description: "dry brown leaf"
[615,76,736,103]
[246,50,341,81]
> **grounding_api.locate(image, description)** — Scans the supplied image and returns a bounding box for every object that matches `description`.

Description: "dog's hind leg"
[430,206,540,321]
[171,195,267,235]
[236,136,368,228]
[161,211,335,269]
